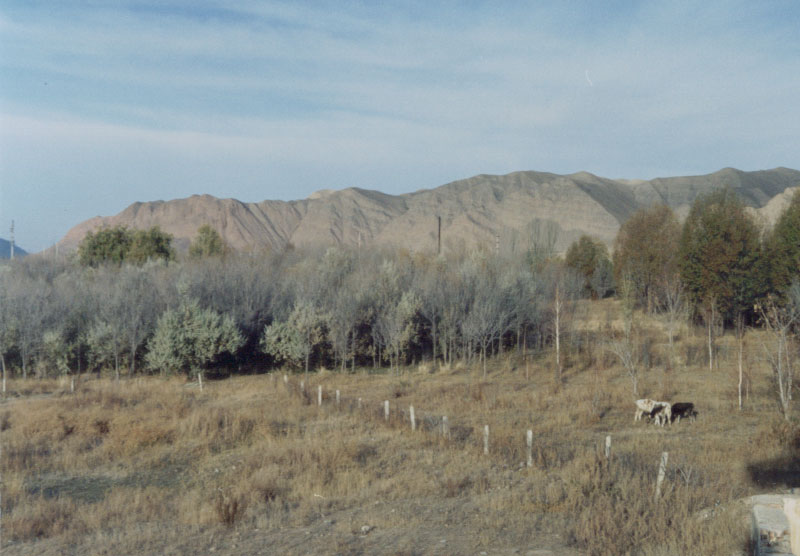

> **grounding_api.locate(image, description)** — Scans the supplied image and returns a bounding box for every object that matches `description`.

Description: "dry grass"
[1,302,797,555]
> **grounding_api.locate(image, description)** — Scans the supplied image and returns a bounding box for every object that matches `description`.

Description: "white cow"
[634,398,671,427]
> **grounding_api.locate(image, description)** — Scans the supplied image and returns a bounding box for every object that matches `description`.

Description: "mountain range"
[0,239,28,259]
[56,167,800,255]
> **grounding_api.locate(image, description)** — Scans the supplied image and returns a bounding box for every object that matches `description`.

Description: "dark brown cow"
[670,402,697,423]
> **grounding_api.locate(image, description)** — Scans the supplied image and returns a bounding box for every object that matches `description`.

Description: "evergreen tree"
[189,225,227,259]
[613,204,680,311]
[78,225,174,266]
[78,226,133,267]
[128,226,175,265]
[565,235,611,298]
[678,187,764,324]
[766,189,800,294]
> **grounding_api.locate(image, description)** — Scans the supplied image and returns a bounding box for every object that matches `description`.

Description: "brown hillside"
[57,167,800,254]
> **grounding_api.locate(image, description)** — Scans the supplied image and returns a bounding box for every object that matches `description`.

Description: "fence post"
[526,429,533,467]
[358,398,362,410]
[198,372,203,392]
[442,416,449,438]
[655,451,669,499]
[336,389,340,406]
[318,385,323,406]
[283,374,288,385]
[605,435,612,460]
[300,380,305,393]
[483,425,489,455]
[71,377,75,394]
[384,400,390,422]
[410,405,416,431]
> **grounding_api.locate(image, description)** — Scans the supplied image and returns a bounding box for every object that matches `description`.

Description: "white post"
[410,405,416,431]
[2,376,6,395]
[198,372,203,391]
[483,425,489,455]
[384,400,389,422]
[336,389,340,406]
[604,435,612,460]
[300,380,305,393]
[358,398,362,410]
[318,385,322,406]
[442,416,449,438]
[283,374,288,385]
[526,429,533,467]
[71,377,75,394]
[655,451,669,499]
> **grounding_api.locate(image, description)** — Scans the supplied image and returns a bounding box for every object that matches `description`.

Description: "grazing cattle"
[634,398,657,422]
[670,402,697,423]
[649,402,672,427]
[634,398,671,426]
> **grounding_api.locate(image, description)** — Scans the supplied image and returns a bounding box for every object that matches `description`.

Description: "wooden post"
[357,397,362,410]
[604,435,612,460]
[300,380,305,393]
[526,429,533,467]
[410,405,416,431]
[483,425,489,455]
[283,373,288,385]
[336,389,340,406]
[318,385,322,406]
[198,372,203,391]
[655,452,669,499]
[442,416,449,438]
[71,377,75,394]
[384,400,389,422]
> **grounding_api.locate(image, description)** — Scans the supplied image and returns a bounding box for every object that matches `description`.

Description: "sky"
[1,1,799,252]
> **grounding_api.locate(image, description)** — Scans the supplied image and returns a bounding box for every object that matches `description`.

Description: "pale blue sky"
[1,1,799,252]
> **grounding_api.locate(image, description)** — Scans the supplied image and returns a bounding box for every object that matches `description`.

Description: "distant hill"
[56,167,800,255]
[0,238,28,259]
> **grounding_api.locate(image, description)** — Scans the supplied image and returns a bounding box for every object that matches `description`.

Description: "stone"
[751,495,797,555]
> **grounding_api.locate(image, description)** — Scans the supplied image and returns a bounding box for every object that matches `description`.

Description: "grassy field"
[2,300,798,555]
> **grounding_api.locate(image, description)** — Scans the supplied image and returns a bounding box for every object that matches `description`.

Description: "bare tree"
[608,274,641,396]
[544,265,581,384]
[5,277,51,379]
[757,293,799,420]
[660,273,686,370]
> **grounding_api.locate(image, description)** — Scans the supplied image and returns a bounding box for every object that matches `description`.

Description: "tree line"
[0,187,798,383]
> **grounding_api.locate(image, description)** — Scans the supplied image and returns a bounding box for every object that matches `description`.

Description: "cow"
[670,402,697,424]
[634,398,671,426]
[634,398,657,422]
[649,402,672,427]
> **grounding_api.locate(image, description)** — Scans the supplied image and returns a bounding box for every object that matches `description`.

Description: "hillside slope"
[56,167,800,254]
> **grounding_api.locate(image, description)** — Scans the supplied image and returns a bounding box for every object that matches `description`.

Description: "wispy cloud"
[1,1,799,250]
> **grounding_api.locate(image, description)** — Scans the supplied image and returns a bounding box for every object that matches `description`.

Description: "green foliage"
[565,235,612,298]
[145,296,243,375]
[613,204,681,310]
[189,225,227,259]
[78,226,174,267]
[765,189,800,293]
[678,188,764,323]
[260,320,304,369]
[128,227,175,265]
[86,321,115,372]
[79,226,133,267]
[38,330,72,377]
[260,301,327,373]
